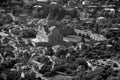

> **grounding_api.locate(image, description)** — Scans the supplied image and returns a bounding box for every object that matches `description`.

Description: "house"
[24,0,36,4]
[37,0,48,2]
[23,0,36,6]
[11,0,19,4]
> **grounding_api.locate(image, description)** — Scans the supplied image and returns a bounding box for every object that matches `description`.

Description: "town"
[0,0,120,80]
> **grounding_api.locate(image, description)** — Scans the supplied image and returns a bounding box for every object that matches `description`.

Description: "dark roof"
[46,12,55,21]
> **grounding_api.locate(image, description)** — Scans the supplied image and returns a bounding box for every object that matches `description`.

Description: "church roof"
[46,12,55,21]
[49,26,59,33]
[49,26,56,31]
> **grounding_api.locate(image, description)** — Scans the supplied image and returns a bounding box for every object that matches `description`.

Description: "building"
[46,12,56,27]
[48,26,63,44]
[32,25,64,47]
